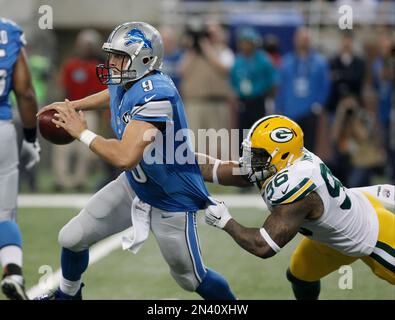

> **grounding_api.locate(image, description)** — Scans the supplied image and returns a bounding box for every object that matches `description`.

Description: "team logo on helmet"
[270,127,294,143]
[124,28,152,50]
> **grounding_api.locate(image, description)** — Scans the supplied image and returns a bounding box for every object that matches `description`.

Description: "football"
[38,109,75,145]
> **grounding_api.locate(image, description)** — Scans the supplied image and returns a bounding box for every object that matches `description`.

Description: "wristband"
[259,227,281,253]
[23,127,37,143]
[79,129,97,147]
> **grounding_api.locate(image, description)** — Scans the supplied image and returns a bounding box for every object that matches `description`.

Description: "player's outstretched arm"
[37,88,110,116]
[205,194,316,259]
[195,153,252,187]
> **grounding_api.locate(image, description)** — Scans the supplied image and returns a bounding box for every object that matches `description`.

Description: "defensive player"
[37,22,235,300]
[0,18,40,299]
[198,115,395,299]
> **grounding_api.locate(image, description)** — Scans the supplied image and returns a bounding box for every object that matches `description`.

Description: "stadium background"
[1,0,394,299]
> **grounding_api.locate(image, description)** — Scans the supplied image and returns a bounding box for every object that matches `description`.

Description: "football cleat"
[34,283,85,300]
[1,274,29,300]
[1,263,29,300]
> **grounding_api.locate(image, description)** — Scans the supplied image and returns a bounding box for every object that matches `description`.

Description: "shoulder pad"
[134,81,174,106]
[264,161,317,206]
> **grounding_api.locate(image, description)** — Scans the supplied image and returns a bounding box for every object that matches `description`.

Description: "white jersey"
[262,149,379,257]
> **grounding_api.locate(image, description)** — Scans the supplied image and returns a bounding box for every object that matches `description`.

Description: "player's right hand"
[205,198,232,229]
[37,101,76,117]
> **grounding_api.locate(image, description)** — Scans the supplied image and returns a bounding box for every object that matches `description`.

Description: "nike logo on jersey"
[281,185,290,195]
[144,94,157,103]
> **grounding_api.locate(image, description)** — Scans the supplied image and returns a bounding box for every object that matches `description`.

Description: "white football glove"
[205,198,232,229]
[21,139,41,170]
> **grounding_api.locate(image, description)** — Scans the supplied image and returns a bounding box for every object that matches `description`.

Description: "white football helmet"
[96,22,164,85]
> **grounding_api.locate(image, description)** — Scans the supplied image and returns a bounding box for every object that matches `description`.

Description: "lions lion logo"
[124,28,152,50]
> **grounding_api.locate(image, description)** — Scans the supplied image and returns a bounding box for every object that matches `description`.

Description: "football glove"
[21,139,41,170]
[205,198,232,229]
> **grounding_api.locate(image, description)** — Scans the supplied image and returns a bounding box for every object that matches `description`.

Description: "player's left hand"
[52,99,88,139]
[205,198,232,229]
[21,139,41,170]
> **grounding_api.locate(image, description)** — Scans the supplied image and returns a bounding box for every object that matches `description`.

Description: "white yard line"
[18,194,267,209]
[27,228,133,299]
[24,193,266,299]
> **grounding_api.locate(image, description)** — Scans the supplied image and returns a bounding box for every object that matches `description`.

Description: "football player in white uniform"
[197,115,395,299]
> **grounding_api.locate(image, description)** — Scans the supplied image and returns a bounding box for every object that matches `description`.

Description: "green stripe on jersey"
[292,183,317,203]
[271,178,310,205]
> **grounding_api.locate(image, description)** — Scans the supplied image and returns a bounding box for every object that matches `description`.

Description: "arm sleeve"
[131,99,173,123]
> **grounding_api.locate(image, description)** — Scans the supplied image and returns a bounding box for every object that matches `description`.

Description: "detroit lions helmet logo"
[124,28,152,50]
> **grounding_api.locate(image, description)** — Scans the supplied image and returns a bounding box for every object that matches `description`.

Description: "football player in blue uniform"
[0,18,40,299]
[37,22,235,300]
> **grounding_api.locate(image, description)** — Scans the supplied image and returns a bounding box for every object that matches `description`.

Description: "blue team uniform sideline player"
[0,18,41,299]
[36,22,236,300]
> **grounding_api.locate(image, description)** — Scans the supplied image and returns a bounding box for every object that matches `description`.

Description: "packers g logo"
[270,127,294,143]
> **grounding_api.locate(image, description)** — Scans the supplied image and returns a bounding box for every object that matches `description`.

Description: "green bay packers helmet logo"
[270,127,294,143]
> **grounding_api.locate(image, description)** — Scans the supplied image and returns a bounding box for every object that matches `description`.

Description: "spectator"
[327,30,365,117]
[52,29,106,191]
[262,34,282,68]
[276,27,330,152]
[160,26,184,90]
[372,34,394,183]
[331,95,386,187]
[180,20,234,157]
[230,27,278,154]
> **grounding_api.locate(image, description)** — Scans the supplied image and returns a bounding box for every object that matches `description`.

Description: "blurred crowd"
[162,21,394,188]
[17,19,394,192]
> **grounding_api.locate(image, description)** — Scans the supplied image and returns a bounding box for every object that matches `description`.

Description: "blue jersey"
[108,71,211,212]
[0,18,26,120]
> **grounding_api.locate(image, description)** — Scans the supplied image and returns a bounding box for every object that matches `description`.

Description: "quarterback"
[36,22,235,300]
[199,115,394,299]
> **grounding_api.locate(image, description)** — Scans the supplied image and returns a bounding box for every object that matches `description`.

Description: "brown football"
[38,109,75,145]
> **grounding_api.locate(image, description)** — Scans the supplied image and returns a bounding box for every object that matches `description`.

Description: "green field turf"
[2,207,393,300]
